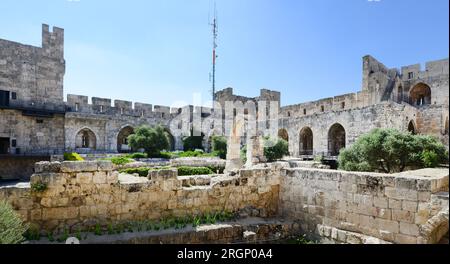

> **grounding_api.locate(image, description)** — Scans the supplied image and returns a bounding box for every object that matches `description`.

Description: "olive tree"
[127,125,170,158]
[338,128,448,173]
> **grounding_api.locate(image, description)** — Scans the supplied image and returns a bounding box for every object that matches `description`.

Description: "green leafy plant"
[0,201,29,244]
[119,167,151,177]
[338,128,449,173]
[109,156,133,166]
[94,224,103,236]
[30,181,47,193]
[64,152,84,161]
[177,166,214,176]
[128,125,170,158]
[264,137,289,162]
[182,130,205,151]
[211,135,227,159]
[126,152,148,159]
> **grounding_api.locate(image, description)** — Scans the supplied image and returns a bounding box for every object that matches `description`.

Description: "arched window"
[409,83,431,106]
[117,126,134,153]
[328,123,346,156]
[76,128,97,150]
[408,120,417,135]
[278,129,289,142]
[299,127,313,156]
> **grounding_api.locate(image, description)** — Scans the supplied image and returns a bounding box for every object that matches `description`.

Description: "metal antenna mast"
[209,1,218,102]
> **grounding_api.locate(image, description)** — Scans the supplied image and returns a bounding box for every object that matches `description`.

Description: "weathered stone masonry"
[0,161,447,244]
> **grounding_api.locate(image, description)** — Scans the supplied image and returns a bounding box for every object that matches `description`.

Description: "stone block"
[402,200,418,212]
[399,222,419,236]
[392,210,414,223]
[93,171,107,184]
[61,161,97,172]
[394,233,417,244]
[35,161,61,173]
[97,160,114,171]
[388,199,402,209]
[76,173,93,184]
[373,197,388,208]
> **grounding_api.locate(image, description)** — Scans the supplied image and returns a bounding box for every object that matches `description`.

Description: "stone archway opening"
[299,127,313,156]
[117,126,134,153]
[408,120,417,135]
[75,128,97,150]
[410,83,431,107]
[278,128,289,142]
[328,123,346,156]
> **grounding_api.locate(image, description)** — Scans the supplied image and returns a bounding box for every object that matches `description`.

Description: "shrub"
[119,167,151,177]
[126,152,148,159]
[183,131,204,151]
[128,125,170,158]
[0,200,29,244]
[109,156,133,166]
[64,152,84,161]
[264,137,289,162]
[338,128,449,173]
[30,182,47,193]
[177,166,214,176]
[211,136,227,159]
[240,145,247,164]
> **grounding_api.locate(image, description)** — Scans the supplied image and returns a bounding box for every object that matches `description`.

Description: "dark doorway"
[0,90,10,107]
[0,137,10,154]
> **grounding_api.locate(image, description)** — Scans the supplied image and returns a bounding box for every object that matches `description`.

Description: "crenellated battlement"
[65,94,182,119]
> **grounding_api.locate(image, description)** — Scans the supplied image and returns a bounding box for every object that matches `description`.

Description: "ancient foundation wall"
[279,167,449,244]
[0,161,280,233]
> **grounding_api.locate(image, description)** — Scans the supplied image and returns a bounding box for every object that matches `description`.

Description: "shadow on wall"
[0,156,50,181]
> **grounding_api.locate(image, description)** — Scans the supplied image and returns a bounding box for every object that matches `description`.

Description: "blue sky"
[0,0,448,107]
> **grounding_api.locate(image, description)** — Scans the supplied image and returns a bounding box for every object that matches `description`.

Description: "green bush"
[0,200,29,244]
[128,125,170,158]
[177,166,214,176]
[182,131,204,151]
[30,182,47,193]
[240,145,247,164]
[338,128,449,173]
[126,152,148,159]
[211,136,227,159]
[119,167,151,177]
[109,156,133,166]
[63,152,84,161]
[264,137,289,162]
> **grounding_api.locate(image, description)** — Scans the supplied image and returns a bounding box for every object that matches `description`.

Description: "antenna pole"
[210,1,218,103]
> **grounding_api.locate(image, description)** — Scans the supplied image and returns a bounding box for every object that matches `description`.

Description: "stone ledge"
[35,161,114,173]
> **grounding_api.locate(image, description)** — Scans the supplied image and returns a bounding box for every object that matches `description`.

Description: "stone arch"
[164,128,175,151]
[328,123,346,156]
[299,127,313,155]
[117,125,134,153]
[410,83,431,106]
[408,120,417,135]
[75,128,97,150]
[278,128,289,142]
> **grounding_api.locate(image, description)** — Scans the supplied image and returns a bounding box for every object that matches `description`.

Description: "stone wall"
[0,161,280,233]
[279,167,449,244]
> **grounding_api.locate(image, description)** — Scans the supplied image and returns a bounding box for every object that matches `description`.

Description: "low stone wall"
[0,161,279,233]
[279,167,449,244]
[1,160,448,244]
